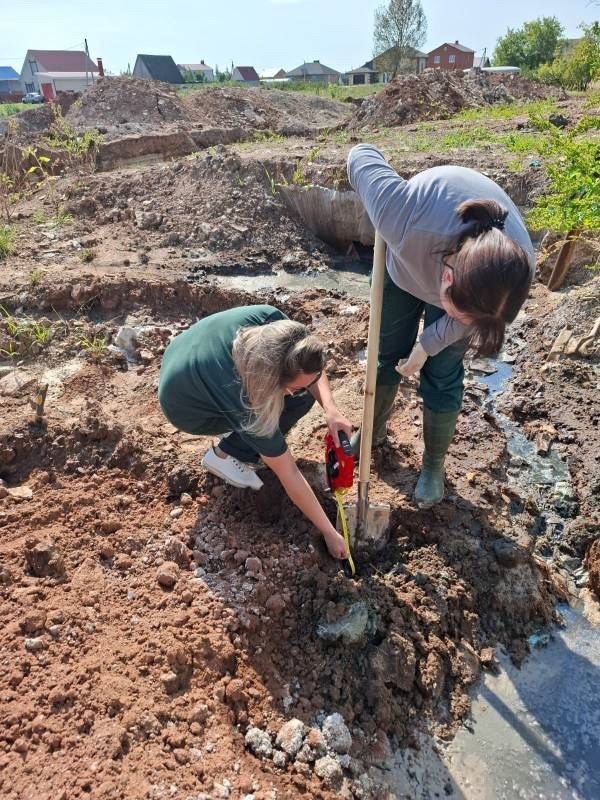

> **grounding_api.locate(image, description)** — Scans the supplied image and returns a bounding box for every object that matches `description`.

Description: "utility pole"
[84,38,92,85]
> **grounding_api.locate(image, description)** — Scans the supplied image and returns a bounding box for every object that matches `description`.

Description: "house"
[0,66,22,100]
[20,49,98,101]
[133,54,183,84]
[231,66,260,84]
[344,46,427,85]
[473,55,491,69]
[427,41,474,71]
[286,60,340,84]
[259,68,287,80]
[178,61,215,82]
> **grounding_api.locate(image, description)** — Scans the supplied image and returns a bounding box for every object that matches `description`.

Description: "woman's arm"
[261,450,348,560]
[309,373,353,446]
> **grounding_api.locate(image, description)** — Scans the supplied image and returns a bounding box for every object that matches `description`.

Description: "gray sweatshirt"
[347,144,535,356]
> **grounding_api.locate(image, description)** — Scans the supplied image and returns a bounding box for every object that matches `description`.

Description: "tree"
[373,0,427,79]
[493,16,564,70]
[537,22,600,90]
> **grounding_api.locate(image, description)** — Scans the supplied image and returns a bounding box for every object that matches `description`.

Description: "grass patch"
[30,269,45,287]
[253,131,285,144]
[440,126,498,149]
[455,99,556,122]
[0,103,27,117]
[0,306,54,355]
[0,225,15,258]
[80,248,96,263]
[78,333,108,355]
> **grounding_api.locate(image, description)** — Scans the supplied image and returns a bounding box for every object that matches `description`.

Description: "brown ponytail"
[445,199,532,357]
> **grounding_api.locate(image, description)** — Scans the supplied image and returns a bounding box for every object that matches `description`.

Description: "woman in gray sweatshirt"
[348,143,535,507]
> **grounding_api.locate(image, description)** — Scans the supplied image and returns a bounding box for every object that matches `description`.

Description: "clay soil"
[0,80,598,800]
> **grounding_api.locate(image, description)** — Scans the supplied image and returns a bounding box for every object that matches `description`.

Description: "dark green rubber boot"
[350,383,399,457]
[414,407,459,508]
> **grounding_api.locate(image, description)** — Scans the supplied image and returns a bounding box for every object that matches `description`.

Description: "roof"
[26,50,98,72]
[0,66,20,81]
[345,66,378,75]
[286,61,340,77]
[260,68,286,79]
[473,56,490,69]
[178,63,213,72]
[430,41,475,54]
[135,54,183,83]
[234,66,260,81]
[358,47,427,71]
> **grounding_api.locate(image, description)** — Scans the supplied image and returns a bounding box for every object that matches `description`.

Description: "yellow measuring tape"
[333,489,356,576]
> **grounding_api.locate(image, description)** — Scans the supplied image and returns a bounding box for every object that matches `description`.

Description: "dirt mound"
[182,87,351,135]
[66,77,188,131]
[350,70,567,129]
[54,146,330,272]
[61,78,350,142]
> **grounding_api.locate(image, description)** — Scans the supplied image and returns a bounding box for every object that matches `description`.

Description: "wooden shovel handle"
[358,230,386,485]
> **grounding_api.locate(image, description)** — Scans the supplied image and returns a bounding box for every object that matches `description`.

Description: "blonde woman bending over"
[158,305,352,559]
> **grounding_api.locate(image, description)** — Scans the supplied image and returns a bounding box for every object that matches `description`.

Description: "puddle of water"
[207,264,371,300]
[470,356,572,496]
[441,604,600,800]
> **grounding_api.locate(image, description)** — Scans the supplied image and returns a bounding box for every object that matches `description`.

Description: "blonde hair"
[232,319,325,438]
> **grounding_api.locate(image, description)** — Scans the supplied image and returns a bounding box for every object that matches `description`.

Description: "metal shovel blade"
[341,501,390,551]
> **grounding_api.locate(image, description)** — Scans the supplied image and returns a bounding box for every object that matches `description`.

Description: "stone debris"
[322,712,352,754]
[314,754,343,787]
[316,601,370,644]
[156,561,180,588]
[245,727,273,759]
[275,718,305,758]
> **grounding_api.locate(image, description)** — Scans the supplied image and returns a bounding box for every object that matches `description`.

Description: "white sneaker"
[201,447,264,491]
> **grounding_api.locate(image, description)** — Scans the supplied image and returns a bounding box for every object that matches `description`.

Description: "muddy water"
[211,266,599,799]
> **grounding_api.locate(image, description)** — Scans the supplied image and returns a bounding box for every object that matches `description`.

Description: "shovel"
[344,230,391,549]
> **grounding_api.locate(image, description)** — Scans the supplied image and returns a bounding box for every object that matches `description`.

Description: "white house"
[20,49,98,100]
[178,61,215,82]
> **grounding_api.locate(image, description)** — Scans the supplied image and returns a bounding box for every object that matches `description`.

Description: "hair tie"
[489,216,506,232]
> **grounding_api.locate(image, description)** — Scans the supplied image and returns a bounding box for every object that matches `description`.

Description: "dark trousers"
[203,391,315,463]
[378,269,467,413]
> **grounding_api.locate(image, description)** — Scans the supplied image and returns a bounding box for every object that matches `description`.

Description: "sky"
[1,0,598,75]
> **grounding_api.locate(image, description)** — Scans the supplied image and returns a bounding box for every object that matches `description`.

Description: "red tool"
[325,431,354,492]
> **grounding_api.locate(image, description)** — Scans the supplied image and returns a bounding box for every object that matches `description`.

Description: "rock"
[135,210,163,230]
[322,713,352,754]
[156,561,179,589]
[272,750,288,768]
[305,727,327,755]
[317,601,370,645]
[275,718,305,758]
[7,485,33,502]
[245,556,262,576]
[25,538,66,580]
[265,594,286,616]
[225,678,248,705]
[245,726,272,759]
[180,493,193,506]
[113,326,140,362]
[189,703,209,724]
[314,755,343,787]
[139,348,154,364]
[479,646,499,673]
[370,631,416,692]
[548,113,569,128]
[167,465,198,495]
[25,637,45,652]
[164,538,191,568]
[161,671,181,694]
[19,610,47,634]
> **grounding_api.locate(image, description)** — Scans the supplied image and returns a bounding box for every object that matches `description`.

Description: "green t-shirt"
[158,305,289,457]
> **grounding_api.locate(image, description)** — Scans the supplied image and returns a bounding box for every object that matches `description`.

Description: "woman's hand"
[323,528,349,559]
[325,407,354,447]
[396,342,428,377]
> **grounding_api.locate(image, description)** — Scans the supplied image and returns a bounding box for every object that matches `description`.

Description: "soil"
[0,80,598,800]
[349,70,568,129]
